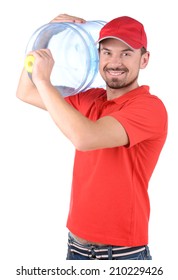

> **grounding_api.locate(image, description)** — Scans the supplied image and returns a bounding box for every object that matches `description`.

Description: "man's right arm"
[16,68,47,110]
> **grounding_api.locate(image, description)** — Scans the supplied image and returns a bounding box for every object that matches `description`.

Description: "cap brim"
[97,36,135,49]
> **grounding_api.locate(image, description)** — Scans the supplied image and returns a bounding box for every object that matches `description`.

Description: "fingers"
[25,49,54,84]
[26,49,54,74]
[50,13,86,23]
[28,49,53,60]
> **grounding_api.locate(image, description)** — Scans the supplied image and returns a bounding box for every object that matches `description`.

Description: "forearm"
[35,80,95,150]
[16,69,46,110]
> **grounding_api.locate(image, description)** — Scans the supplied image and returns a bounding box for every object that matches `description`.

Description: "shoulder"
[125,86,167,116]
[79,88,106,99]
[65,88,106,108]
[111,86,168,135]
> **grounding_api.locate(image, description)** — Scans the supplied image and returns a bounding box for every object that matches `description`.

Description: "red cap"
[98,16,147,49]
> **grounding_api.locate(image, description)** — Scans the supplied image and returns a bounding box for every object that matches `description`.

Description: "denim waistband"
[68,232,146,260]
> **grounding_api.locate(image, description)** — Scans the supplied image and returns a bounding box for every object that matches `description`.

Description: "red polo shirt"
[65,86,168,246]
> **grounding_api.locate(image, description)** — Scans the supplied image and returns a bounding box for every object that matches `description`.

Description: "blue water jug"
[25,21,106,97]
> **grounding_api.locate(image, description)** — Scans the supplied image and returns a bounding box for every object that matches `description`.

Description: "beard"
[102,65,139,90]
[106,75,138,90]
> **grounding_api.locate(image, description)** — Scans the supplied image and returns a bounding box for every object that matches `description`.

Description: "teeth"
[108,70,124,76]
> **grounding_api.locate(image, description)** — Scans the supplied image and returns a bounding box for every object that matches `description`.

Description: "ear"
[140,51,150,69]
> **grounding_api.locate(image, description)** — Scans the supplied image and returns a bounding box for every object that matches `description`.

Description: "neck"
[106,82,139,100]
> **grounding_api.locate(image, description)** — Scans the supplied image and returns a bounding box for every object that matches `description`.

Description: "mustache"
[104,66,128,72]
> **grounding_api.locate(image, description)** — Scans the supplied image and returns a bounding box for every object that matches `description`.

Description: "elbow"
[72,137,97,152]
[16,92,28,105]
[75,145,90,152]
[73,141,89,152]
[16,88,21,99]
[16,85,25,101]
[16,93,23,101]
[70,126,100,151]
[72,136,94,152]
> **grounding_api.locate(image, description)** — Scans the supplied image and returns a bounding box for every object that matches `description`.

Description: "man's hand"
[50,13,86,23]
[27,49,54,86]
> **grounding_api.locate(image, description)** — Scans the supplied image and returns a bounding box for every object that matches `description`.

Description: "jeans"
[66,233,152,260]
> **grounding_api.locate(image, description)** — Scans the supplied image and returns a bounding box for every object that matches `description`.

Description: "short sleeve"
[109,95,168,147]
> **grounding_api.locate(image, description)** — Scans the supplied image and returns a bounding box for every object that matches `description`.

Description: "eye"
[122,52,131,57]
[121,50,134,57]
[103,50,111,55]
[100,48,111,56]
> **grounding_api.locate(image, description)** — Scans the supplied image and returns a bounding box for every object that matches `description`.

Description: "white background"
[0,0,177,279]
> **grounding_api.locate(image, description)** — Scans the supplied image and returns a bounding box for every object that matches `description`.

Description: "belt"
[68,234,146,260]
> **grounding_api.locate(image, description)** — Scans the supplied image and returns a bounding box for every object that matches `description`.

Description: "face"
[99,38,149,97]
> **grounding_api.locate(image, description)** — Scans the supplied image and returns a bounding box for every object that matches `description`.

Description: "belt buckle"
[89,246,97,259]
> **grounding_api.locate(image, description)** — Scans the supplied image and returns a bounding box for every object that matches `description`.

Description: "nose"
[109,53,123,67]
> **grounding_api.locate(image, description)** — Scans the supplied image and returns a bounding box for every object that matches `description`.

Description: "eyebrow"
[100,47,111,51]
[100,47,134,52]
[122,48,134,52]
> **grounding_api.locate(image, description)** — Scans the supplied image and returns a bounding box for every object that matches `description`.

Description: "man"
[16,14,168,260]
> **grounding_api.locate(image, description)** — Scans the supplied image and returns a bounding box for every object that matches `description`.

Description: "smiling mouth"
[107,70,125,76]
[105,67,128,76]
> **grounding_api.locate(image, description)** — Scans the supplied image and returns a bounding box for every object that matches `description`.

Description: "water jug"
[25,21,106,97]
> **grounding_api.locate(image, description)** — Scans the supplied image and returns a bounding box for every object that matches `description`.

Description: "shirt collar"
[113,85,150,104]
